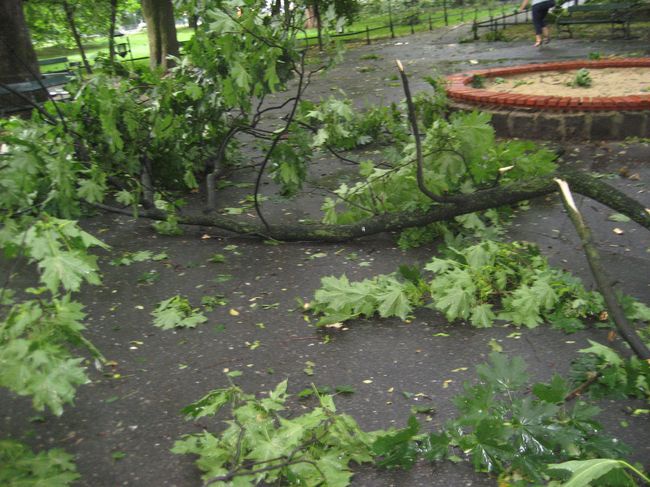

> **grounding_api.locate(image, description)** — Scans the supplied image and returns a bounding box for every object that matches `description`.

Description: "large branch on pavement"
[96,168,650,242]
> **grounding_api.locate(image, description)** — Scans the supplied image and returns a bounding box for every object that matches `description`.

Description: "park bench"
[555,3,635,39]
[0,58,76,115]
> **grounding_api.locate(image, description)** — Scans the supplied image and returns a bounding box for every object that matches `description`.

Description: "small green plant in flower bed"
[570,68,592,88]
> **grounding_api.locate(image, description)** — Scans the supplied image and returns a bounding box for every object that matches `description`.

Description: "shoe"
[544,37,551,44]
[534,40,542,47]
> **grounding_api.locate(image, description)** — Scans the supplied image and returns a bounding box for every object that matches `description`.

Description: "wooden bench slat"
[38,57,69,66]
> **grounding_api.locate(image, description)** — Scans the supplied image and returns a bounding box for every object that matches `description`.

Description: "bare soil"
[485,67,650,97]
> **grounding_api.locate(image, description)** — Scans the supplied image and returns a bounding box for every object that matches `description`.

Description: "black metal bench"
[556,3,635,39]
[1,59,76,115]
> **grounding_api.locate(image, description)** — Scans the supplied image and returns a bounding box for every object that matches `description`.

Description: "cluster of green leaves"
[173,380,377,486]
[311,239,638,331]
[321,111,556,234]
[426,240,606,329]
[448,353,630,483]
[571,68,593,88]
[269,75,447,198]
[0,217,107,415]
[373,353,637,485]
[297,95,407,150]
[0,119,83,219]
[109,250,168,266]
[570,340,650,401]
[311,265,425,325]
[64,71,211,198]
[0,439,79,487]
[151,295,208,330]
[397,208,507,250]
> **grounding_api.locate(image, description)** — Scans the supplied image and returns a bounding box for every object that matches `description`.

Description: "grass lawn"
[35,4,518,71]
[299,4,517,44]
[36,27,195,72]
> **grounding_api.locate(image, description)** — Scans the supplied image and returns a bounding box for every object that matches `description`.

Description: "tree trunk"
[62,0,92,74]
[314,2,323,50]
[141,0,180,70]
[283,0,291,26]
[188,13,198,30]
[305,6,316,28]
[271,0,281,16]
[108,0,119,65]
[0,0,47,109]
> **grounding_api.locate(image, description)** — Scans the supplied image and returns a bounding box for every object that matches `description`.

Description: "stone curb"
[448,102,649,140]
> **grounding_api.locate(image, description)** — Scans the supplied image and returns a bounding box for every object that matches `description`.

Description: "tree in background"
[306,0,361,49]
[0,0,42,84]
[0,0,47,110]
[23,0,140,70]
[141,0,179,70]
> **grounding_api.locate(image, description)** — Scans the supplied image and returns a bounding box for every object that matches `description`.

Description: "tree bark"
[555,178,650,360]
[62,0,92,74]
[108,0,119,65]
[314,2,323,50]
[0,0,41,84]
[97,169,650,242]
[271,0,281,16]
[188,13,198,31]
[0,0,48,109]
[141,0,180,70]
[283,0,291,26]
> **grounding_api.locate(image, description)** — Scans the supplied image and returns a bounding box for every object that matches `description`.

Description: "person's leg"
[532,4,544,46]
[540,1,554,42]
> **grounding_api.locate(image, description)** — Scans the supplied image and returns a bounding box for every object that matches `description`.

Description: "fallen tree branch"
[396,59,454,204]
[564,371,603,402]
[555,178,650,360]
[96,168,650,243]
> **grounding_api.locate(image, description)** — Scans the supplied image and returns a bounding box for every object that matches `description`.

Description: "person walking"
[519,0,555,47]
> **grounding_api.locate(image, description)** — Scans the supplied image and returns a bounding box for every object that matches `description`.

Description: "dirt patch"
[485,67,650,97]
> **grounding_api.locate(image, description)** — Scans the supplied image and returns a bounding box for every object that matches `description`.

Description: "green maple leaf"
[276,418,306,449]
[532,374,568,404]
[248,436,288,463]
[0,339,88,416]
[152,296,207,330]
[77,179,105,203]
[313,275,370,314]
[375,278,412,319]
[181,387,238,419]
[531,276,558,310]
[39,251,100,294]
[0,440,80,487]
[29,354,88,416]
[500,285,543,328]
[476,352,529,393]
[431,269,477,321]
[464,241,498,269]
[231,62,251,91]
[470,303,496,328]
[316,453,353,487]
[578,340,623,366]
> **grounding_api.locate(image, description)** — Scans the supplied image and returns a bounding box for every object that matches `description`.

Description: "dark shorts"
[532,0,555,34]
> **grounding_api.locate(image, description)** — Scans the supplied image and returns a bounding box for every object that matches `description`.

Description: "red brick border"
[445,59,650,112]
